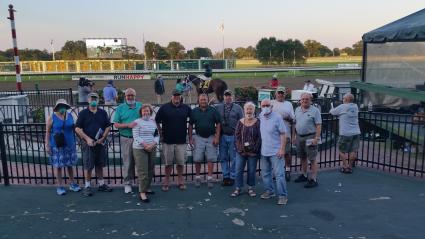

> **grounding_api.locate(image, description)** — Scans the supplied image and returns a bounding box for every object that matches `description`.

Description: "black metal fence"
[0,110,424,186]
[0,88,74,106]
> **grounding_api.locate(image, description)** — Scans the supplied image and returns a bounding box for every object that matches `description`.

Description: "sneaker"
[124,185,133,194]
[294,174,308,183]
[277,196,288,205]
[207,178,215,189]
[56,187,66,196]
[195,177,202,188]
[69,183,81,192]
[82,187,93,197]
[98,184,113,192]
[304,179,319,188]
[285,171,291,182]
[260,191,276,199]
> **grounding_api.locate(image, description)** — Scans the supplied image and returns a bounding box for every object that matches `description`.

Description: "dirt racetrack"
[0,75,359,104]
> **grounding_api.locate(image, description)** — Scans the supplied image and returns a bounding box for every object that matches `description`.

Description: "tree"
[255,37,278,64]
[333,48,340,57]
[304,39,323,57]
[284,39,307,64]
[351,41,363,56]
[218,48,235,59]
[166,41,186,59]
[190,47,213,59]
[318,45,332,57]
[341,47,353,55]
[60,40,87,60]
[145,41,168,60]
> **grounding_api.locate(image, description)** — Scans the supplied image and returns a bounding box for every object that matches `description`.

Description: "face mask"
[126,100,135,105]
[90,101,98,107]
[59,108,67,114]
[262,107,271,115]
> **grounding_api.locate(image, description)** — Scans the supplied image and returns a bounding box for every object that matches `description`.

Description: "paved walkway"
[0,168,424,239]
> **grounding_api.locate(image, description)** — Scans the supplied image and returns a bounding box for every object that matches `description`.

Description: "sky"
[0,0,424,53]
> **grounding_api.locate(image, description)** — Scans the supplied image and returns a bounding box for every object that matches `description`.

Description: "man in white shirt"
[271,87,295,182]
[303,80,316,93]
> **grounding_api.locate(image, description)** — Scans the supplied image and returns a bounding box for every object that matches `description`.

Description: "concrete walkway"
[0,168,424,239]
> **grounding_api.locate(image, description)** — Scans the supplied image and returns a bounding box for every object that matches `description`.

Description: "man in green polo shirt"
[113,88,142,194]
[189,94,222,188]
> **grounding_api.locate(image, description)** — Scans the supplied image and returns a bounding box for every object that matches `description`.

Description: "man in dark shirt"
[155,89,191,191]
[75,92,113,197]
[215,90,243,186]
[189,94,221,188]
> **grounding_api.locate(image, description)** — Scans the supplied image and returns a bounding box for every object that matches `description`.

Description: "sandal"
[230,189,241,197]
[161,185,169,192]
[248,188,257,197]
[178,184,187,191]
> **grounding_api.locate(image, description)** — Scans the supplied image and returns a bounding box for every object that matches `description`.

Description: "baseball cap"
[276,86,286,93]
[87,92,99,99]
[172,89,182,96]
[224,89,232,95]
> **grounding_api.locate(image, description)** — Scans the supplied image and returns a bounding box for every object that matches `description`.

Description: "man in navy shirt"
[75,92,113,197]
[155,89,191,191]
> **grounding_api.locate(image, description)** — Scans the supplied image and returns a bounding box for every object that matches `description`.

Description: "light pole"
[50,39,55,61]
[282,50,285,65]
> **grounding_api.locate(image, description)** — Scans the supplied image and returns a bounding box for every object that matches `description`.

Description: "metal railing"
[0,110,424,186]
[0,88,74,106]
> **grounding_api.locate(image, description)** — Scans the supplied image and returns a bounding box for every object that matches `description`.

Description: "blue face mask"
[90,101,98,107]
[262,107,271,115]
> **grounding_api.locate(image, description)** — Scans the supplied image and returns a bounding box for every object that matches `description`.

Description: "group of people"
[46,84,360,206]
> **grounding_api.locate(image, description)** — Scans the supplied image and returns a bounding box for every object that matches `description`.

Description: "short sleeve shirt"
[329,103,361,136]
[75,108,111,140]
[271,100,295,138]
[113,102,142,137]
[189,106,222,138]
[294,105,322,135]
[259,112,287,156]
[155,102,192,144]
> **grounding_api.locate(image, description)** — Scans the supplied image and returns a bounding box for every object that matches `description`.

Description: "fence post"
[69,88,74,105]
[0,123,10,186]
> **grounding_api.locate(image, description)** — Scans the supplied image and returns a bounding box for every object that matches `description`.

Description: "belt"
[298,133,315,137]
[120,135,133,138]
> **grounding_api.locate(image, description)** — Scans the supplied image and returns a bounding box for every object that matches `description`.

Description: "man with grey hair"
[259,99,289,205]
[113,88,142,194]
[330,93,360,174]
[293,92,322,188]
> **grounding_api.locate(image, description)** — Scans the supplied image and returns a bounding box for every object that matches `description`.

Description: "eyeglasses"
[126,94,135,97]
[261,104,270,108]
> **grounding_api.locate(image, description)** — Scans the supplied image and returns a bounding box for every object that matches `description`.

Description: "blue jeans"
[261,155,288,197]
[219,135,236,179]
[235,152,258,189]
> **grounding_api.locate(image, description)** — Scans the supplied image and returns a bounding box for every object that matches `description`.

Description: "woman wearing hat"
[45,99,81,195]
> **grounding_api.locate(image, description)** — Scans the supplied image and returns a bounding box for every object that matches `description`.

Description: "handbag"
[53,114,66,148]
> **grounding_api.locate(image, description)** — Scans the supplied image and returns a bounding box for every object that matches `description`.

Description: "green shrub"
[234,86,258,102]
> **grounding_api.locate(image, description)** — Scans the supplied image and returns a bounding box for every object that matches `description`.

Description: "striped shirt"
[132,118,159,149]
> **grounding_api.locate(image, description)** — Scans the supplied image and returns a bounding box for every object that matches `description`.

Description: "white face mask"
[126,100,135,105]
[262,107,271,115]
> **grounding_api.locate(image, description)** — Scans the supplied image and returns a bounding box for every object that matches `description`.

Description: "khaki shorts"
[161,143,187,166]
[193,135,218,162]
[296,134,318,161]
[338,135,360,153]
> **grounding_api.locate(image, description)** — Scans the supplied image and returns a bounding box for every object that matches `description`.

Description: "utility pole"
[143,34,147,71]
[220,21,224,60]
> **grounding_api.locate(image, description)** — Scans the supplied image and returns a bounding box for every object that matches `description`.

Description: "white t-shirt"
[329,103,361,136]
[303,83,316,92]
[271,100,295,139]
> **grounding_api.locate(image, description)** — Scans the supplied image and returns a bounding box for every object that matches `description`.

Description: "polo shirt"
[113,102,142,137]
[329,103,361,136]
[190,106,222,138]
[155,102,191,144]
[294,105,322,135]
[75,108,111,140]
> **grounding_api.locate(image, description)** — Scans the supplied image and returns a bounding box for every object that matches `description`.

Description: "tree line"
[0,38,363,64]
